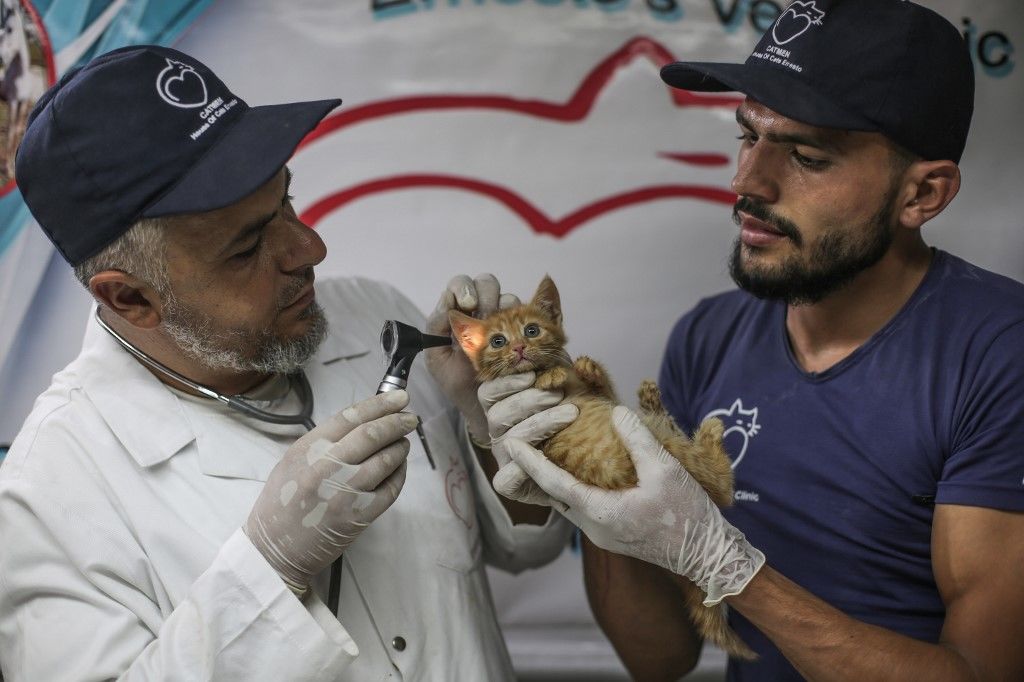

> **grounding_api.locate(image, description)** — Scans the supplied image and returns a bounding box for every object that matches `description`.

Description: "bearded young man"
[479,1,1024,680]
[0,46,570,681]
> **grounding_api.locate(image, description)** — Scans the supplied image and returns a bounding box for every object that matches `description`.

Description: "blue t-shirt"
[658,250,1024,681]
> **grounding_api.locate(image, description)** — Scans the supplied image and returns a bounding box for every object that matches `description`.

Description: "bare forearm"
[582,537,701,681]
[729,566,978,681]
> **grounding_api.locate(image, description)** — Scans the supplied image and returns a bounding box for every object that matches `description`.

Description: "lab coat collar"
[311,319,370,366]
[79,305,369,472]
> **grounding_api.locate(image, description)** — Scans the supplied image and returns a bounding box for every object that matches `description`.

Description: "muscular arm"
[727,504,1024,681]
[582,536,702,680]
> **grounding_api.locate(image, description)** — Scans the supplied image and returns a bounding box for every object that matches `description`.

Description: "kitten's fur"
[449,275,756,661]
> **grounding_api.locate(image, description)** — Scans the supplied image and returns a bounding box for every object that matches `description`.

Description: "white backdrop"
[1,1,1021,678]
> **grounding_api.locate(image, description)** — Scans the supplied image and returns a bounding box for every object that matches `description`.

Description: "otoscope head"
[380,320,449,358]
[377,320,451,393]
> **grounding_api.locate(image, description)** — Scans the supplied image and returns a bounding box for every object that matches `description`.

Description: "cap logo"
[155,58,209,109]
[772,1,825,45]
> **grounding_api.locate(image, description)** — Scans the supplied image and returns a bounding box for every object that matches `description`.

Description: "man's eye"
[490,335,507,348]
[792,150,829,170]
[233,238,262,260]
[736,133,757,145]
[524,324,540,338]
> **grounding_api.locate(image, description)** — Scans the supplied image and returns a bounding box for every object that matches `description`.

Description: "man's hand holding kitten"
[488,392,765,605]
[481,372,578,507]
[425,273,521,442]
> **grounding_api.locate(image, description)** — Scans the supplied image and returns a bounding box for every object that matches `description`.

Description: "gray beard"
[160,296,328,375]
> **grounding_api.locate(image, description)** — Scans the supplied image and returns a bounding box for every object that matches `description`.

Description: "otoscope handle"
[377,353,415,395]
[375,378,435,469]
[377,376,406,394]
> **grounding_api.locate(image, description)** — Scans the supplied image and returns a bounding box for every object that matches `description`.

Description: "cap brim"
[143,98,340,217]
[661,61,877,133]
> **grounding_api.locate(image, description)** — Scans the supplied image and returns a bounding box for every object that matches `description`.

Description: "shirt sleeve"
[937,320,1024,511]
[0,478,358,682]
[459,423,573,573]
[658,311,701,434]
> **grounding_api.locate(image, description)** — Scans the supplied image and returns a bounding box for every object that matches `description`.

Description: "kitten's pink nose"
[512,344,525,358]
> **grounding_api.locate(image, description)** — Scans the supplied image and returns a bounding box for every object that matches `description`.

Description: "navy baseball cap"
[15,45,341,266]
[661,0,974,163]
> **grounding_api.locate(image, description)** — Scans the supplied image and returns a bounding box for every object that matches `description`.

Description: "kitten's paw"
[697,416,725,444]
[535,366,569,390]
[573,356,605,382]
[574,356,615,398]
[637,380,665,414]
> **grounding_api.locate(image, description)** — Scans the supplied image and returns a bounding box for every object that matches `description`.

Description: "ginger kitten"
[449,275,756,661]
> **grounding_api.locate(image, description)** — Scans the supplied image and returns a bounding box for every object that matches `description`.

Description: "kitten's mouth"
[513,358,535,371]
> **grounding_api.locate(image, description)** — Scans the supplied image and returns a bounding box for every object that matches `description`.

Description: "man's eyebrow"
[217,169,292,257]
[735,108,842,153]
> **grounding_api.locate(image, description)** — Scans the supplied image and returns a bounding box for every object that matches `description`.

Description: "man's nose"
[279,216,327,273]
[731,143,780,205]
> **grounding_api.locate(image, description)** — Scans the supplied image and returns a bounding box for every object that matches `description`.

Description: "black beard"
[728,192,898,305]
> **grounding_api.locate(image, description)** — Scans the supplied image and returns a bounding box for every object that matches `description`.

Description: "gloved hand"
[244,390,418,595]
[483,372,577,507]
[424,273,519,442]
[503,405,765,605]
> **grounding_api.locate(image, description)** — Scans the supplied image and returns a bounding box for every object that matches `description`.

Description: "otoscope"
[377,320,451,470]
[325,320,451,612]
[377,320,451,393]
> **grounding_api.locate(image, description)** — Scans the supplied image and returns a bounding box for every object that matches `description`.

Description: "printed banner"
[0,0,212,442]
[1,0,1021,676]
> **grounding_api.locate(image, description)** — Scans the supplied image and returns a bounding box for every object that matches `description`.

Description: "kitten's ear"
[530,274,562,326]
[448,310,487,365]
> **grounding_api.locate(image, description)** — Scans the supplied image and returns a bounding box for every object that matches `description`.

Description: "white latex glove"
[244,390,418,594]
[425,273,519,442]
[504,405,765,605]
[483,372,577,507]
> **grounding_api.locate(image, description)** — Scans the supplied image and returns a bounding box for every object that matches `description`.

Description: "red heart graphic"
[294,37,741,237]
[445,463,474,530]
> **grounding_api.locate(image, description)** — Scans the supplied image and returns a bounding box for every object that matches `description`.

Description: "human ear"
[897,160,961,230]
[89,271,164,329]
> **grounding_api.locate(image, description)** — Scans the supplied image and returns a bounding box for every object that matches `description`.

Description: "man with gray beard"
[0,45,569,681]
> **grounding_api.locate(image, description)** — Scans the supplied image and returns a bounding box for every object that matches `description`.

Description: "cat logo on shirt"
[703,398,761,470]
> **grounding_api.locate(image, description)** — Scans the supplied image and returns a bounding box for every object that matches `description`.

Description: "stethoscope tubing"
[94,306,342,611]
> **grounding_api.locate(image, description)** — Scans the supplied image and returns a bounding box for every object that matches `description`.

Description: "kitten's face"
[449,275,568,381]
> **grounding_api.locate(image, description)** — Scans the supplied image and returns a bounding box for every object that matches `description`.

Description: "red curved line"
[2,1,57,197]
[297,36,742,151]
[300,175,735,239]
[22,0,56,85]
[658,152,731,166]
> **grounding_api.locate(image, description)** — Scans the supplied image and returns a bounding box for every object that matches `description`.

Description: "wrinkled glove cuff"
[284,578,310,600]
[672,516,765,606]
[698,530,765,606]
[465,423,492,450]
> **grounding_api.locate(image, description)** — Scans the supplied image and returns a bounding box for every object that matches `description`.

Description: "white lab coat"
[0,276,571,682]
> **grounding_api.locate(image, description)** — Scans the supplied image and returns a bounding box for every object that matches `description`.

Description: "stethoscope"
[94,307,344,611]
